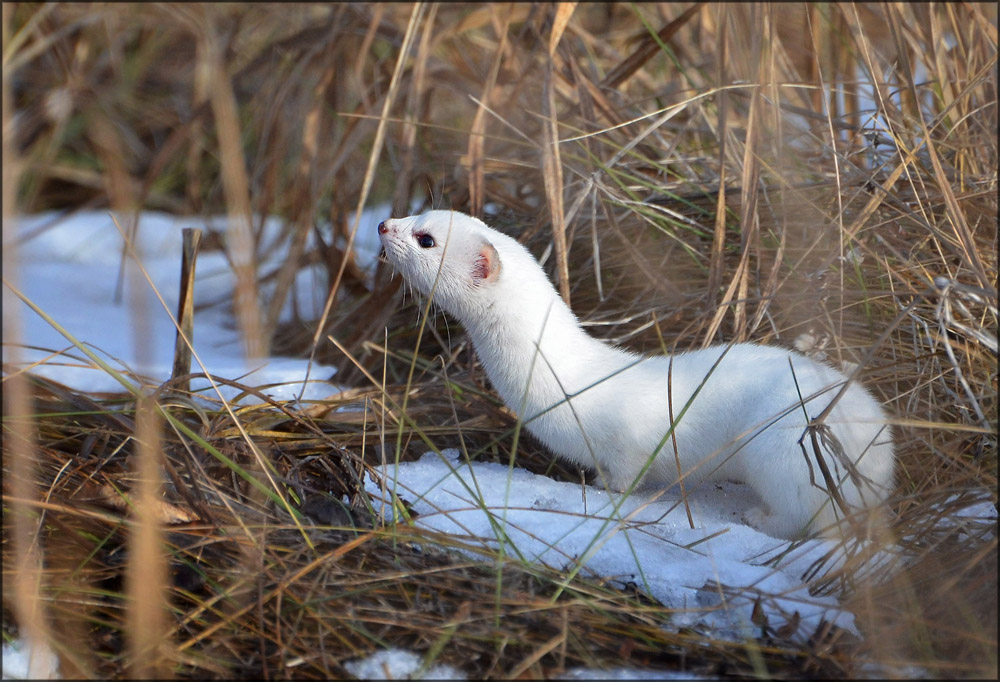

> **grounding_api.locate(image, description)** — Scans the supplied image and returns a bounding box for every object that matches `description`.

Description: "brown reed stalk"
[3,6,61,678]
[198,7,266,360]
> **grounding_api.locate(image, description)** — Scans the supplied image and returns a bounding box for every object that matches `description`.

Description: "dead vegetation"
[3,3,997,678]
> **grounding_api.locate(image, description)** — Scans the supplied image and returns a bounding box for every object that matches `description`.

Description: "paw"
[741,506,803,540]
[741,505,771,532]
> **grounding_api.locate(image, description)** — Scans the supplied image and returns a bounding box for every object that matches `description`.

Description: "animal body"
[377,210,895,539]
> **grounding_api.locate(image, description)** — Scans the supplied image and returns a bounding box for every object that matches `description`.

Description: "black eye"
[416,234,435,248]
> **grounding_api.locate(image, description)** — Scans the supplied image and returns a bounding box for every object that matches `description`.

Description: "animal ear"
[471,242,501,285]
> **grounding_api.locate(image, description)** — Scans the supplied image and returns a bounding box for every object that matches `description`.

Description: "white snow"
[340,647,711,680]
[367,450,860,641]
[343,648,465,680]
[932,493,998,542]
[5,210,381,402]
[1,639,59,680]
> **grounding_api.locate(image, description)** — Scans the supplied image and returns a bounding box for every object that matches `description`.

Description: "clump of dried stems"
[3,3,997,678]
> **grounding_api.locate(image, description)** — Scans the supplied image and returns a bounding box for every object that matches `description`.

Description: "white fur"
[378,210,895,539]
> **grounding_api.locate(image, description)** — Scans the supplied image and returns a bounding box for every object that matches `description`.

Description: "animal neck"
[461,285,623,420]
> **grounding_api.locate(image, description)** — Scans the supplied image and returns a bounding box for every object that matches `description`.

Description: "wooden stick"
[171,227,202,392]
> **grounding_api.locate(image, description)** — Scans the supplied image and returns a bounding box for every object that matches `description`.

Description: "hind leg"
[739,453,840,539]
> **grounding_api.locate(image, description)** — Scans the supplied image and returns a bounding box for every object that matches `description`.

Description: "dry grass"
[3,3,997,678]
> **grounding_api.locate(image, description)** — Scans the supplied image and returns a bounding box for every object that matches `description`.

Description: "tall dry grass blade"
[2,4,83,75]
[126,397,170,678]
[355,4,385,107]
[185,21,210,213]
[262,61,335,342]
[701,6,764,346]
[601,3,703,90]
[968,3,999,45]
[306,3,425,380]
[542,55,570,304]
[394,3,438,216]
[467,5,512,218]
[707,4,730,302]
[886,6,992,292]
[122,179,170,676]
[2,5,57,675]
[198,10,265,360]
[732,6,765,342]
[548,2,577,57]
[90,112,141,307]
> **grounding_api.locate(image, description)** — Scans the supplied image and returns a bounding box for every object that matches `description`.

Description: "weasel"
[378,210,895,539]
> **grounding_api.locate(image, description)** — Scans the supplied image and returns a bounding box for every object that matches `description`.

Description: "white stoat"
[377,210,895,539]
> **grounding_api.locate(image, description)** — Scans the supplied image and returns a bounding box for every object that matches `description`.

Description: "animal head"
[377,210,502,316]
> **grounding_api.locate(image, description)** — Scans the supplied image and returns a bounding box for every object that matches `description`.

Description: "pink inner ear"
[472,243,501,284]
